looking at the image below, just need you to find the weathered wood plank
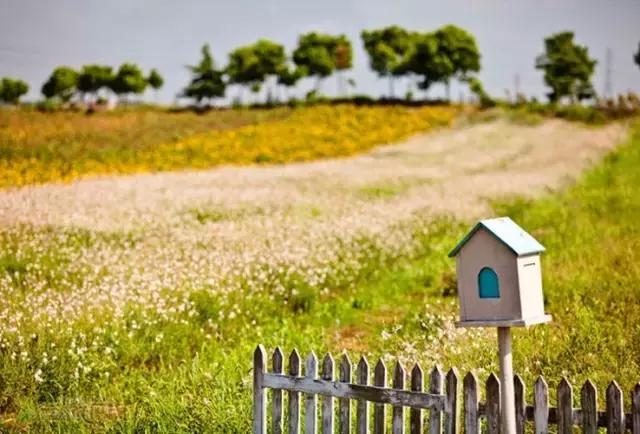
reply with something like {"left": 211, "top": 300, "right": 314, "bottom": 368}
{"left": 514, "top": 375, "right": 526, "bottom": 434}
{"left": 410, "top": 364, "right": 423, "bottom": 434}
{"left": 263, "top": 374, "right": 446, "bottom": 410}
{"left": 289, "top": 349, "right": 301, "bottom": 434}
{"left": 253, "top": 345, "right": 267, "bottom": 434}
{"left": 374, "top": 359, "right": 387, "bottom": 434}
{"left": 606, "top": 381, "right": 624, "bottom": 434}
{"left": 533, "top": 376, "right": 549, "bottom": 434}
{"left": 429, "top": 366, "right": 444, "bottom": 434}
{"left": 272, "top": 347, "right": 284, "bottom": 434}
{"left": 486, "top": 373, "right": 500, "bottom": 434}
{"left": 557, "top": 378, "right": 573, "bottom": 434}
{"left": 357, "top": 357, "right": 370, "bottom": 434}
{"left": 444, "top": 369, "right": 459, "bottom": 434}
{"left": 340, "top": 354, "right": 352, "bottom": 434}
{"left": 322, "top": 354, "right": 335, "bottom": 434}
{"left": 632, "top": 383, "right": 640, "bottom": 434}
{"left": 392, "top": 361, "right": 406, "bottom": 434}
{"left": 306, "top": 352, "right": 319, "bottom": 434}
{"left": 581, "top": 380, "right": 598, "bottom": 434}
{"left": 463, "top": 372, "right": 479, "bottom": 434}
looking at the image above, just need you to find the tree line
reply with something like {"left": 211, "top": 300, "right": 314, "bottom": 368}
{"left": 1, "top": 26, "right": 639, "bottom": 107}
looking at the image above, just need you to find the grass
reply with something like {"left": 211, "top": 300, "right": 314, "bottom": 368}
{"left": 0, "top": 104, "right": 456, "bottom": 189}
{"left": 0, "top": 116, "right": 639, "bottom": 432}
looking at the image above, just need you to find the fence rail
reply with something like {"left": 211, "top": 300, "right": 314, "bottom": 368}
{"left": 253, "top": 345, "right": 640, "bottom": 434}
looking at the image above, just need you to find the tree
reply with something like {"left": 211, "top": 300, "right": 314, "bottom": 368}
{"left": 182, "top": 44, "right": 226, "bottom": 106}
{"left": 0, "top": 78, "right": 29, "bottom": 104}
{"left": 634, "top": 42, "right": 640, "bottom": 71}
{"left": 535, "top": 32, "right": 597, "bottom": 103}
{"left": 293, "top": 32, "right": 352, "bottom": 92}
{"left": 276, "top": 64, "right": 303, "bottom": 100}
{"left": 41, "top": 66, "right": 78, "bottom": 101}
{"left": 227, "top": 39, "right": 286, "bottom": 102}
{"left": 333, "top": 35, "right": 353, "bottom": 96}
{"left": 111, "top": 63, "right": 147, "bottom": 103}
{"left": 397, "top": 32, "right": 453, "bottom": 93}
{"left": 147, "top": 68, "right": 164, "bottom": 91}
{"left": 361, "top": 25, "right": 412, "bottom": 97}
{"left": 77, "top": 65, "right": 114, "bottom": 102}
{"left": 433, "top": 25, "right": 481, "bottom": 99}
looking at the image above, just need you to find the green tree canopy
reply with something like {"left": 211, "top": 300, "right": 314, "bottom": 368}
{"left": 183, "top": 44, "right": 226, "bottom": 105}
{"left": 361, "top": 25, "right": 412, "bottom": 96}
{"left": 41, "top": 66, "right": 78, "bottom": 101}
{"left": 433, "top": 25, "right": 481, "bottom": 80}
{"left": 77, "top": 65, "right": 114, "bottom": 99}
{"left": 398, "top": 32, "right": 453, "bottom": 91}
{"left": 147, "top": 68, "right": 164, "bottom": 90}
{"left": 0, "top": 77, "right": 29, "bottom": 104}
{"left": 111, "top": 63, "right": 148, "bottom": 99}
{"left": 293, "top": 32, "right": 353, "bottom": 90}
{"left": 227, "top": 39, "right": 286, "bottom": 94}
{"left": 535, "top": 31, "right": 597, "bottom": 102}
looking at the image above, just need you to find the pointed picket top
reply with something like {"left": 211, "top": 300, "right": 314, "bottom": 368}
{"left": 255, "top": 344, "right": 267, "bottom": 370}
{"left": 340, "top": 353, "right": 352, "bottom": 382}
{"left": 464, "top": 371, "right": 478, "bottom": 389}
{"left": 607, "top": 380, "right": 623, "bottom": 396}
{"left": 535, "top": 375, "right": 548, "bottom": 391}
{"left": 581, "top": 379, "right": 598, "bottom": 434}
{"left": 558, "top": 377, "right": 573, "bottom": 393}
{"left": 431, "top": 365, "right": 444, "bottom": 382}
{"left": 374, "top": 358, "right": 387, "bottom": 388}
{"left": 557, "top": 377, "right": 573, "bottom": 434}
{"left": 411, "top": 363, "right": 423, "bottom": 389}
{"left": 306, "top": 351, "right": 318, "bottom": 377}
{"left": 487, "top": 372, "right": 501, "bottom": 390}
{"left": 289, "top": 348, "right": 301, "bottom": 375}
{"left": 357, "top": 356, "right": 370, "bottom": 383}
{"left": 514, "top": 375, "right": 525, "bottom": 393}
{"left": 606, "top": 380, "right": 624, "bottom": 434}
{"left": 273, "top": 347, "right": 284, "bottom": 373}
{"left": 322, "top": 353, "right": 335, "bottom": 380}
{"left": 394, "top": 361, "right": 406, "bottom": 388}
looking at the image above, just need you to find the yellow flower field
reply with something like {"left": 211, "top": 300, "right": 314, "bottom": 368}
{"left": 0, "top": 105, "right": 457, "bottom": 188}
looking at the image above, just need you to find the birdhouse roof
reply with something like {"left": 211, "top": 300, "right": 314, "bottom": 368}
{"left": 448, "top": 217, "right": 545, "bottom": 257}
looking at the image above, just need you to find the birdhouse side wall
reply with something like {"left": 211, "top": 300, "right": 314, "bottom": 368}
{"left": 456, "top": 228, "right": 522, "bottom": 322}
{"left": 516, "top": 255, "right": 545, "bottom": 319}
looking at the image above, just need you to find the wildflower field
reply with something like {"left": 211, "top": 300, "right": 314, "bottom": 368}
{"left": 0, "top": 105, "right": 456, "bottom": 188}
{"left": 0, "top": 105, "right": 638, "bottom": 433}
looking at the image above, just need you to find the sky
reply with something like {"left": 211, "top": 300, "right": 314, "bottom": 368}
{"left": 1, "top": 0, "right": 639, "bottom": 104}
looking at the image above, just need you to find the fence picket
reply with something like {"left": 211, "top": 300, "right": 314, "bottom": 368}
{"left": 323, "top": 354, "right": 335, "bottom": 434}
{"left": 557, "top": 378, "right": 573, "bottom": 434}
{"left": 253, "top": 345, "right": 267, "bottom": 434}
{"left": 357, "top": 357, "right": 370, "bottom": 434}
{"left": 306, "top": 352, "right": 319, "bottom": 434}
{"left": 463, "top": 372, "right": 479, "bottom": 434}
{"left": 486, "top": 374, "right": 500, "bottom": 434}
{"left": 581, "top": 380, "right": 598, "bottom": 434}
{"left": 272, "top": 347, "right": 284, "bottom": 434}
{"left": 445, "top": 369, "right": 459, "bottom": 434}
{"left": 288, "top": 349, "right": 301, "bottom": 434}
{"left": 429, "top": 366, "right": 444, "bottom": 434}
{"left": 534, "top": 376, "right": 549, "bottom": 434}
{"left": 514, "top": 375, "right": 526, "bottom": 434}
{"left": 410, "top": 364, "right": 424, "bottom": 434}
{"left": 632, "top": 383, "right": 640, "bottom": 434}
{"left": 374, "top": 359, "right": 387, "bottom": 434}
{"left": 607, "top": 381, "right": 624, "bottom": 434}
{"left": 393, "top": 361, "right": 406, "bottom": 434}
{"left": 340, "top": 354, "right": 352, "bottom": 434}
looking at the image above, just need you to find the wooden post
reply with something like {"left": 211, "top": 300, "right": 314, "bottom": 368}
{"left": 498, "top": 327, "right": 516, "bottom": 434}
{"left": 253, "top": 345, "right": 267, "bottom": 434}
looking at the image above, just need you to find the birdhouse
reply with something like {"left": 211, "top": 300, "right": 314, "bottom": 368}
{"left": 448, "top": 217, "right": 551, "bottom": 327}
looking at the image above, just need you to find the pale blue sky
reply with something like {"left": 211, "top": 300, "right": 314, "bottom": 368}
{"left": 1, "top": 0, "right": 639, "bottom": 103}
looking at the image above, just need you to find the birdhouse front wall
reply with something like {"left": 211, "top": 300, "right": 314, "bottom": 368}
{"left": 456, "top": 228, "right": 522, "bottom": 322}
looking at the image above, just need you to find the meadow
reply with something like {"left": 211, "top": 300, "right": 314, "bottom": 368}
{"left": 0, "top": 105, "right": 638, "bottom": 433}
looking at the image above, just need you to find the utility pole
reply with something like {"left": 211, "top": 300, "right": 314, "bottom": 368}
{"left": 603, "top": 47, "right": 613, "bottom": 99}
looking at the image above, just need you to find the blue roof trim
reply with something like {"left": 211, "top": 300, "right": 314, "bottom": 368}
{"left": 448, "top": 217, "right": 545, "bottom": 257}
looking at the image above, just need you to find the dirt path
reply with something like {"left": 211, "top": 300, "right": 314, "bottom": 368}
{"left": 0, "top": 118, "right": 627, "bottom": 230}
